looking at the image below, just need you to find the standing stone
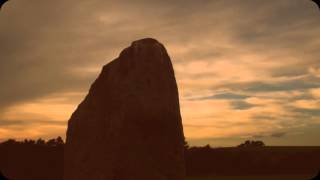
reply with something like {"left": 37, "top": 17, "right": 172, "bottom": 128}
{"left": 64, "top": 38, "right": 185, "bottom": 180}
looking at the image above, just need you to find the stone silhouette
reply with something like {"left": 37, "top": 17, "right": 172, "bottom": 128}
{"left": 64, "top": 38, "right": 185, "bottom": 180}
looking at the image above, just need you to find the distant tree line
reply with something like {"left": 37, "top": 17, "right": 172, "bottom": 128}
{"left": 0, "top": 137, "right": 64, "bottom": 180}
{"left": 2, "top": 137, "right": 64, "bottom": 147}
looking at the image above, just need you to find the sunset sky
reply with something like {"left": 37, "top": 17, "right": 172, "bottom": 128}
{"left": 0, "top": 0, "right": 320, "bottom": 146}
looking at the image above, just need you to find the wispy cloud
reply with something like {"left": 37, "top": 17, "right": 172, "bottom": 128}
{"left": 271, "top": 132, "right": 287, "bottom": 138}
{"left": 230, "top": 100, "right": 256, "bottom": 110}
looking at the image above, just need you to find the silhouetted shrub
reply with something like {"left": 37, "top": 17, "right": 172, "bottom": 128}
{"left": 1, "top": 139, "right": 18, "bottom": 146}
{"left": 36, "top": 138, "right": 45, "bottom": 146}
{"left": 46, "top": 136, "right": 64, "bottom": 147}
{"left": 237, "top": 140, "right": 265, "bottom": 148}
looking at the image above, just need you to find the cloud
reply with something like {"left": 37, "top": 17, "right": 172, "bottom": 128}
{"left": 1, "top": 0, "right": 320, "bottom": 145}
{"left": 186, "top": 92, "right": 249, "bottom": 101}
{"left": 310, "top": 88, "right": 320, "bottom": 98}
{"left": 0, "top": 119, "right": 66, "bottom": 128}
{"left": 291, "top": 107, "right": 320, "bottom": 117}
{"left": 293, "top": 99, "right": 319, "bottom": 109}
{"left": 230, "top": 100, "right": 256, "bottom": 110}
{"left": 252, "top": 134, "right": 265, "bottom": 139}
{"left": 251, "top": 132, "right": 287, "bottom": 139}
{"left": 221, "top": 76, "right": 320, "bottom": 93}
{"left": 211, "top": 93, "right": 250, "bottom": 100}
{"left": 271, "top": 132, "right": 286, "bottom": 138}
{"left": 252, "top": 115, "right": 277, "bottom": 121}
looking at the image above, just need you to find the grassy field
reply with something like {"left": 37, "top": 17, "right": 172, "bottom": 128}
{"left": 186, "top": 174, "right": 313, "bottom": 180}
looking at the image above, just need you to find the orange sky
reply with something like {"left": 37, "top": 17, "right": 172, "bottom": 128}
{"left": 0, "top": 0, "right": 320, "bottom": 146}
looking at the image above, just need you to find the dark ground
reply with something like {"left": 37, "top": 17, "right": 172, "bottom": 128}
{"left": 0, "top": 139, "right": 319, "bottom": 180}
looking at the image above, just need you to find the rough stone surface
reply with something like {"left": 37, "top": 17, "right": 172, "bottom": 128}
{"left": 64, "top": 38, "right": 185, "bottom": 180}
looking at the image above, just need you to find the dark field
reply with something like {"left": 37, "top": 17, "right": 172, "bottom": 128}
{"left": 186, "top": 174, "right": 313, "bottom": 180}
{"left": 186, "top": 146, "right": 320, "bottom": 177}
{"left": 0, "top": 139, "right": 319, "bottom": 180}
